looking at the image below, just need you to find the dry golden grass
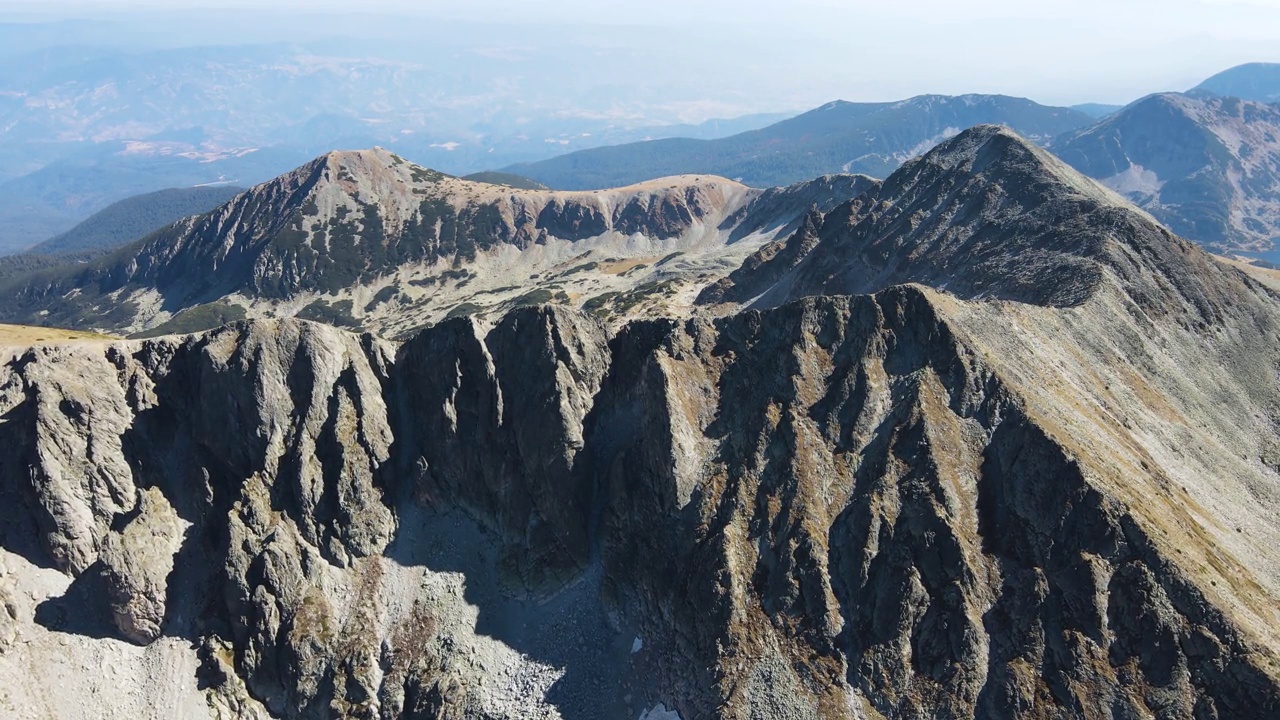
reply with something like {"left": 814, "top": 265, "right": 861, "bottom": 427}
{"left": 597, "top": 257, "right": 656, "bottom": 275}
{"left": 1214, "top": 254, "right": 1280, "bottom": 292}
{"left": 0, "top": 323, "right": 116, "bottom": 347}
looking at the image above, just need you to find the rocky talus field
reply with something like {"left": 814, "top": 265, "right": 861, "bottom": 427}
{"left": 0, "top": 127, "right": 1278, "bottom": 719}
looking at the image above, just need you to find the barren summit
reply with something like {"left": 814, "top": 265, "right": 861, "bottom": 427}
{"left": 0, "top": 148, "right": 873, "bottom": 337}
{"left": 1, "top": 124, "right": 1279, "bottom": 720}
{"left": 703, "top": 125, "right": 1234, "bottom": 313}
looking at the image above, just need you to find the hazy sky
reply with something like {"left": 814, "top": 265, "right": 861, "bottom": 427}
{"left": 3, "top": 0, "right": 1279, "bottom": 109}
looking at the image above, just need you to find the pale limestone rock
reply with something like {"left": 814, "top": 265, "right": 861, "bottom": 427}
{"left": 0, "top": 559, "right": 18, "bottom": 653}
{"left": 101, "top": 487, "right": 189, "bottom": 644}
{"left": 5, "top": 345, "right": 137, "bottom": 575}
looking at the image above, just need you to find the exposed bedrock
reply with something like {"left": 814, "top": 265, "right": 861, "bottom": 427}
{"left": 6, "top": 288, "right": 1276, "bottom": 718}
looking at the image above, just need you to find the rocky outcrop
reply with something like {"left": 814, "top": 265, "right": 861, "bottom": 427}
{"left": 0, "top": 559, "right": 18, "bottom": 654}
{"left": 100, "top": 487, "right": 188, "bottom": 644}
{"left": 0, "top": 320, "right": 405, "bottom": 717}
{"left": 0, "top": 342, "right": 138, "bottom": 575}
{"left": 575, "top": 286, "right": 1280, "bottom": 719}
{"left": 8, "top": 282, "right": 1279, "bottom": 718}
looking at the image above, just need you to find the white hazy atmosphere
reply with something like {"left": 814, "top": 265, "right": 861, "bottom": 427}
{"left": 2, "top": 0, "right": 1279, "bottom": 111}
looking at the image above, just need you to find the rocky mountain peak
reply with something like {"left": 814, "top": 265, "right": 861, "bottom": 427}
{"left": 703, "top": 124, "right": 1254, "bottom": 322}
{"left": 319, "top": 146, "right": 399, "bottom": 170}
{"left": 259, "top": 147, "right": 450, "bottom": 236}
{"left": 0, "top": 150, "right": 875, "bottom": 336}
{"left": 889, "top": 123, "right": 1118, "bottom": 204}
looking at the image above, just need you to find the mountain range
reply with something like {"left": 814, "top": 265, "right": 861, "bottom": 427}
{"left": 7, "top": 93, "right": 1280, "bottom": 338}
{"left": 496, "top": 68, "right": 1280, "bottom": 254}
{"left": 0, "top": 34, "right": 791, "bottom": 254}
{"left": 2, "top": 125, "right": 1279, "bottom": 719}
{"left": 0, "top": 149, "right": 874, "bottom": 338}
{"left": 4, "top": 7, "right": 1280, "bottom": 716}
{"left": 1054, "top": 91, "right": 1280, "bottom": 252}
{"left": 502, "top": 94, "right": 1096, "bottom": 189}
{"left": 6, "top": 59, "right": 1280, "bottom": 257}
{"left": 1195, "top": 62, "right": 1280, "bottom": 103}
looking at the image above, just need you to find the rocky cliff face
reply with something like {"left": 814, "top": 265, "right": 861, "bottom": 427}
{"left": 4, "top": 298, "right": 1278, "bottom": 719}
{"left": 2, "top": 127, "right": 1279, "bottom": 720}
{"left": 391, "top": 306, "right": 611, "bottom": 589}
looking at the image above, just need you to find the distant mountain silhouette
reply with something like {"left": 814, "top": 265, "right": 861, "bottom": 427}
{"left": 1194, "top": 62, "right": 1280, "bottom": 103}
{"left": 30, "top": 185, "right": 244, "bottom": 255}
{"left": 501, "top": 94, "right": 1093, "bottom": 189}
